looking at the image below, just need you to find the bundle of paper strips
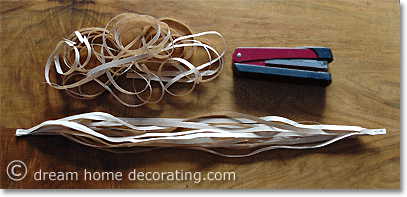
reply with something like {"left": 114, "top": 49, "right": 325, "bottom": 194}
{"left": 16, "top": 112, "right": 386, "bottom": 157}
{"left": 45, "top": 13, "right": 226, "bottom": 107}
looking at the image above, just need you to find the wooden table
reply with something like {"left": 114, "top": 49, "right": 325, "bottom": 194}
{"left": 0, "top": 0, "right": 399, "bottom": 189}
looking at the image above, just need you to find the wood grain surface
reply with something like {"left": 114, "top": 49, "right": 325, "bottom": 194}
{"left": 0, "top": 0, "right": 400, "bottom": 189}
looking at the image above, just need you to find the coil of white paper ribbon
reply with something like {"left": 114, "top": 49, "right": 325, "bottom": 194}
{"left": 45, "top": 13, "right": 226, "bottom": 107}
{"left": 16, "top": 112, "right": 386, "bottom": 157}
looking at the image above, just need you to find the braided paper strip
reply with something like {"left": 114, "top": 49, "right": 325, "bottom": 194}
{"left": 16, "top": 112, "right": 386, "bottom": 157}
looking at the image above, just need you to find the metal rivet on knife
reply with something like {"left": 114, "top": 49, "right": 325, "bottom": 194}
{"left": 237, "top": 53, "right": 242, "bottom": 58}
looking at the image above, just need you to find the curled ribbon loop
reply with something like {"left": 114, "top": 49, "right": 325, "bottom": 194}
{"left": 45, "top": 13, "right": 226, "bottom": 107}
{"left": 16, "top": 112, "right": 386, "bottom": 157}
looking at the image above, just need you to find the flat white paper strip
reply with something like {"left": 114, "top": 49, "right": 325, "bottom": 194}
{"left": 16, "top": 112, "right": 386, "bottom": 157}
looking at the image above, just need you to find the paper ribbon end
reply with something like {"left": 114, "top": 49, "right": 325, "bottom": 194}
{"left": 360, "top": 128, "right": 386, "bottom": 135}
{"left": 15, "top": 129, "right": 28, "bottom": 136}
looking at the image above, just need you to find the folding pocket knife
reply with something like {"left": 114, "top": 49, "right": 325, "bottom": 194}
{"left": 232, "top": 47, "right": 333, "bottom": 86}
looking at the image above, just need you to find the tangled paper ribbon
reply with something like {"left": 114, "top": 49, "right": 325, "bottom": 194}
{"left": 16, "top": 112, "right": 386, "bottom": 157}
{"left": 45, "top": 13, "right": 226, "bottom": 107}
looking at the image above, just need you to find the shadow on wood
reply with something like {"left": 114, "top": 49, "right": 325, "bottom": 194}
{"left": 232, "top": 74, "right": 327, "bottom": 121}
